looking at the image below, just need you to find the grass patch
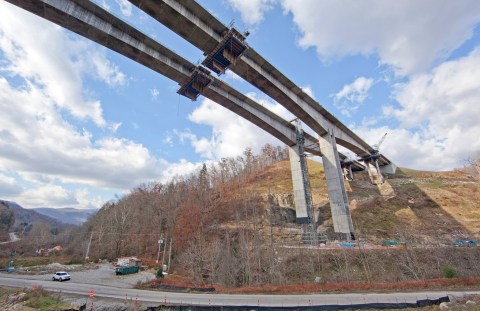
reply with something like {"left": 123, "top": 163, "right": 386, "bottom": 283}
{"left": 0, "top": 256, "right": 81, "bottom": 269}
{"left": 424, "top": 179, "right": 445, "bottom": 189}
{"left": 24, "top": 286, "right": 71, "bottom": 311}
{"left": 442, "top": 265, "right": 459, "bottom": 278}
{"left": 0, "top": 286, "right": 18, "bottom": 300}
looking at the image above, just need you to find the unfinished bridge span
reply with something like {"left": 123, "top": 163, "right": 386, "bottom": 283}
{"left": 5, "top": 0, "right": 393, "bottom": 241}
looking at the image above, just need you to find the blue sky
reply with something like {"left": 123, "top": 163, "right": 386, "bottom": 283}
{"left": 1, "top": 0, "right": 480, "bottom": 209}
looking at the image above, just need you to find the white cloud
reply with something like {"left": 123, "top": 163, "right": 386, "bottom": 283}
{"left": 226, "top": 0, "right": 276, "bottom": 25}
{"left": 162, "top": 134, "right": 174, "bottom": 147}
{"left": 98, "top": 0, "right": 110, "bottom": 11}
{"left": 151, "top": 88, "right": 160, "bottom": 100}
{"left": 88, "top": 50, "right": 127, "bottom": 87}
{"left": 333, "top": 77, "right": 373, "bottom": 117}
{"left": 0, "top": 173, "right": 23, "bottom": 196}
{"left": 109, "top": 122, "right": 122, "bottom": 133}
{"left": 0, "top": 3, "right": 117, "bottom": 127}
{"left": 19, "top": 184, "right": 78, "bottom": 207}
{"left": 4, "top": 183, "right": 107, "bottom": 209}
{"left": 355, "top": 47, "right": 480, "bottom": 171}
{"left": 354, "top": 126, "right": 460, "bottom": 171}
{"left": 0, "top": 77, "right": 165, "bottom": 189}
{"left": 115, "top": 0, "right": 132, "bottom": 17}
{"left": 301, "top": 85, "right": 316, "bottom": 100}
{"left": 0, "top": 3, "right": 168, "bottom": 193}
{"left": 281, "top": 0, "right": 480, "bottom": 75}
{"left": 74, "top": 188, "right": 105, "bottom": 210}
{"left": 245, "top": 92, "right": 295, "bottom": 120}
{"left": 224, "top": 71, "right": 243, "bottom": 82}
{"left": 183, "top": 97, "right": 284, "bottom": 159}
{"left": 160, "top": 159, "right": 203, "bottom": 183}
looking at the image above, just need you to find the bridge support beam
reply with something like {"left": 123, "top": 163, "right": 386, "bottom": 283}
{"left": 319, "top": 130, "right": 355, "bottom": 241}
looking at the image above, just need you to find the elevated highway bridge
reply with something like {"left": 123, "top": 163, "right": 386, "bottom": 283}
{"left": 5, "top": 0, "right": 392, "bottom": 240}
{"left": 127, "top": 0, "right": 391, "bottom": 163}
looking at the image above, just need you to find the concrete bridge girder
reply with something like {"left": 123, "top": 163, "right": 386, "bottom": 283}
{"left": 241, "top": 57, "right": 371, "bottom": 157}
{"left": 128, "top": 0, "right": 375, "bottom": 158}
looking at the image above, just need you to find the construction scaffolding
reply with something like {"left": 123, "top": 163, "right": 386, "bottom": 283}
{"left": 177, "top": 66, "right": 213, "bottom": 101}
{"left": 202, "top": 28, "right": 248, "bottom": 75}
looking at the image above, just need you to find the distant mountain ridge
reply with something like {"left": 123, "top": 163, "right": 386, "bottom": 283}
{"left": 33, "top": 207, "right": 97, "bottom": 225}
{"left": 0, "top": 200, "right": 97, "bottom": 226}
{"left": 0, "top": 200, "right": 56, "bottom": 228}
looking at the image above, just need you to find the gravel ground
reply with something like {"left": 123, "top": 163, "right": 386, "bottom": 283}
{"left": 14, "top": 263, "right": 156, "bottom": 288}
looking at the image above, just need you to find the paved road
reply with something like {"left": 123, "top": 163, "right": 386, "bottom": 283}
{"left": 8, "top": 232, "right": 19, "bottom": 242}
{"left": 1, "top": 273, "right": 477, "bottom": 307}
{"left": 0, "top": 232, "right": 19, "bottom": 245}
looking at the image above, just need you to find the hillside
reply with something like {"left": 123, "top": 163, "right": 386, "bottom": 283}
{"left": 33, "top": 207, "right": 97, "bottom": 225}
{"left": 0, "top": 203, "right": 14, "bottom": 241}
{"left": 244, "top": 160, "right": 480, "bottom": 243}
{"left": 0, "top": 200, "right": 57, "bottom": 229}
{"left": 63, "top": 151, "right": 480, "bottom": 288}
{"left": 0, "top": 201, "right": 77, "bottom": 257}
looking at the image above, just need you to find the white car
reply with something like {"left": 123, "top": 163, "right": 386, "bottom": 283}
{"left": 52, "top": 271, "right": 70, "bottom": 281}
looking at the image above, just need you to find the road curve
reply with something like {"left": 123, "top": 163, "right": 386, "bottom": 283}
{"left": 0, "top": 274, "right": 475, "bottom": 307}
{"left": 0, "top": 233, "right": 19, "bottom": 245}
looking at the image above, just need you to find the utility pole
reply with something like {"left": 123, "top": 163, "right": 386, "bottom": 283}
{"left": 156, "top": 238, "right": 163, "bottom": 264}
{"left": 167, "top": 238, "right": 173, "bottom": 272}
{"left": 85, "top": 232, "right": 94, "bottom": 260}
{"left": 161, "top": 238, "right": 168, "bottom": 269}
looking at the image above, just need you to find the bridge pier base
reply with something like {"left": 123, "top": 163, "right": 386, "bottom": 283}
{"left": 319, "top": 130, "right": 355, "bottom": 241}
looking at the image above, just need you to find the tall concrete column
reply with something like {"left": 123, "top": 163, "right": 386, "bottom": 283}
{"left": 363, "top": 158, "right": 384, "bottom": 185}
{"left": 374, "top": 159, "right": 384, "bottom": 184}
{"left": 319, "top": 130, "right": 355, "bottom": 241}
{"left": 288, "top": 145, "right": 311, "bottom": 224}
{"left": 364, "top": 160, "right": 375, "bottom": 184}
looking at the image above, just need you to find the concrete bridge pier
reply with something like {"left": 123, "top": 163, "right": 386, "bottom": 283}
{"left": 288, "top": 122, "right": 318, "bottom": 244}
{"left": 342, "top": 163, "right": 354, "bottom": 181}
{"left": 364, "top": 158, "right": 384, "bottom": 185}
{"left": 374, "top": 159, "right": 385, "bottom": 184}
{"left": 319, "top": 130, "right": 355, "bottom": 241}
{"left": 288, "top": 144, "right": 313, "bottom": 225}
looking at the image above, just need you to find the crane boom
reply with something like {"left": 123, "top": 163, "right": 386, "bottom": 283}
{"left": 377, "top": 133, "right": 387, "bottom": 150}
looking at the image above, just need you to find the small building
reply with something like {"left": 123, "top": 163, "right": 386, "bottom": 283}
{"left": 48, "top": 245, "right": 63, "bottom": 253}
